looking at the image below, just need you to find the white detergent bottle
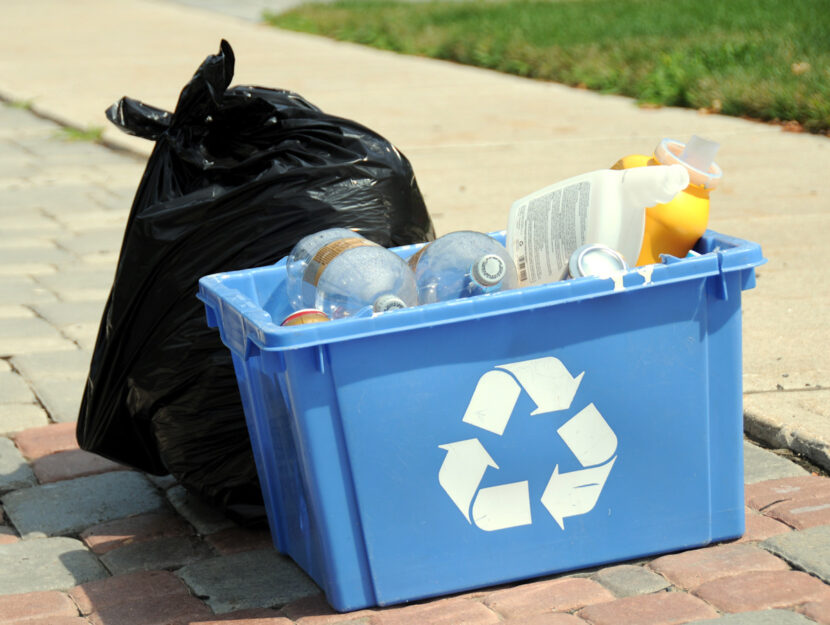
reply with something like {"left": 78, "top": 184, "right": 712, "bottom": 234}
{"left": 506, "top": 165, "right": 689, "bottom": 286}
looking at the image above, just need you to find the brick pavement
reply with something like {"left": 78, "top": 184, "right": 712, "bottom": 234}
{"left": 2, "top": 102, "right": 830, "bottom": 624}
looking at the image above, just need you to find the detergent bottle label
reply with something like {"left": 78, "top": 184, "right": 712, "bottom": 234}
{"left": 507, "top": 181, "right": 591, "bottom": 285}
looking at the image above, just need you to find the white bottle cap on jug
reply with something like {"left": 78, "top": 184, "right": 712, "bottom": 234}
{"left": 654, "top": 136, "right": 723, "bottom": 190}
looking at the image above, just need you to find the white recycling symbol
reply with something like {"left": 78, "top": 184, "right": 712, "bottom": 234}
{"left": 438, "top": 356, "right": 618, "bottom": 532}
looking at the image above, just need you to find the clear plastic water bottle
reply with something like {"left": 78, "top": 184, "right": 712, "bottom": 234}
{"left": 408, "top": 231, "right": 518, "bottom": 304}
{"left": 285, "top": 228, "right": 375, "bottom": 310}
{"left": 315, "top": 245, "right": 418, "bottom": 318}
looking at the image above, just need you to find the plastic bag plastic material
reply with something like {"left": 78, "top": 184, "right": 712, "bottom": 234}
{"left": 77, "top": 40, "right": 435, "bottom": 524}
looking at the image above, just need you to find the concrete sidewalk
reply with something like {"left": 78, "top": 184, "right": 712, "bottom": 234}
{"left": 1, "top": 0, "right": 829, "bottom": 623}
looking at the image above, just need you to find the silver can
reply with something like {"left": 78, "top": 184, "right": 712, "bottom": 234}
{"left": 567, "top": 244, "right": 629, "bottom": 280}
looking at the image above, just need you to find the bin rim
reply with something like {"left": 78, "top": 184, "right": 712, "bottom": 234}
{"left": 198, "top": 229, "right": 766, "bottom": 357}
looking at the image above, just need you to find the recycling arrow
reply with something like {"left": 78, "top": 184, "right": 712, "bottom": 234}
{"left": 497, "top": 357, "right": 584, "bottom": 416}
{"left": 438, "top": 438, "right": 498, "bottom": 523}
{"left": 472, "top": 481, "right": 532, "bottom": 531}
{"left": 557, "top": 403, "right": 618, "bottom": 468}
{"left": 462, "top": 370, "right": 521, "bottom": 436}
{"left": 438, "top": 355, "right": 619, "bottom": 532}
{"left": 462, "top": 357, "right": 584, "bottom": 435}
{"left": 541, "top": 457, "right": 616, "bottom": 530}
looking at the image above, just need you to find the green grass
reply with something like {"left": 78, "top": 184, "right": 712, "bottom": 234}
{"left": 265, "top": 0, "right": 830, "bottom": 134}
{"left": 7, "top": 98, "right": 35, "bottom": 111}
{"left": 54, "top": 125, "right": 104, "bottom": 143}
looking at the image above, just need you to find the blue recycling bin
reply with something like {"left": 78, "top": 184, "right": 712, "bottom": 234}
{"left": 198, "top": 230, "right": 765, "bottom": 612}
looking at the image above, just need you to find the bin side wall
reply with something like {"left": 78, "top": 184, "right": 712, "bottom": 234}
{"left": 306, "top": 279, "right": 743, "bottom": 606}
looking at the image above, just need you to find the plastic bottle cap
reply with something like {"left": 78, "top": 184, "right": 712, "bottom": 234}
{"left": 568, "top": 244, "right": 629, "bottom": 279}
{"left": 373, "top": 294, "right": 407, "bottom": 313}
{"left": 681, "top": 135, "right": 720, "bottom": 172}
{"left": 472, "top": 254, "right": 506, "bottom": 287}
{"left": 654, "top": 137, "right": 723, "bottom": 190}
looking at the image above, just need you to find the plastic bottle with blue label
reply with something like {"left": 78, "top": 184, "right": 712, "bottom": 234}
{"left": 506, "top": 165, "right": 689, "bottom": 286}
{"left": 407, "top": 231, "right": 518, "bottom": 304}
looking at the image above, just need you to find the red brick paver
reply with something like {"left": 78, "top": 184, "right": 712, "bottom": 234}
{"left": 502, "top": 614, "right": 588, "bottom": 625}
{"left": 0, "top": 530, "right": 18, "bottom": 545}
{"left": 188, "top": 608, "right": 290, "bottom": 623}
{"left": 86, "top": 593, "right": 213, "bottom": 625}
{"left": 735, "top": 508, "right": 792, "bottom": 542}
{"left": 190, "top": 619, "right": 294, "bottom": 625}
{"left": 372, "top": 597, "right": 500, "bottom": 625}
{"left": 12, "top": 422, "right": 79, "bottom": 460}
{"left": 0, "top": 590, "right": 78, "bottom": 623}
{"left": 79, "top": 511, "right": 193, "bottom": 554}
{"left": 694, "top": 569, "right": 830, "bottom": 613}
{"left": 9, "top": 617, "right": 90, "bottom": 625}
{"left": 798, "top": 598, "right": 830, "bottom": 625}
{"left": 68, "top": 570, "right": 193, "bottom": 614}
{"left": 204, "top": 525, "right": 274, "bottom": 555}
{"left": 68, "top": 571, "right": 211, "bottom": 625}
{"left": 297, "top": 613, "right": 375, "bottom": 625}
{"left": 764, "top": 493, "right": 830, "bottom": 529}
{"left": 280, "top": 593, "right": 377, "bottom": 624}
{"left": 648, "top": 542, "right": 789, "bottom": 589}
{"left": 32, "top": 448, "right": 128, "bottom": 483}
{"left": 482, "top": 577, "right": 613, "bottom": 619}
{"left": 745, "top": 475, "right": 830, "bottom": 511}
{"left": 577, "top": 591, "right": 718, "bottom": 625}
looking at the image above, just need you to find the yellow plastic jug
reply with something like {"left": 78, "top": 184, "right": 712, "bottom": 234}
{"left": 612, "top": 136, "right": 722, "bottom": 265}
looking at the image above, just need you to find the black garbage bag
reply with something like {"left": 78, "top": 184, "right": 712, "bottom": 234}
{"left": 77, "top": 40, "right": 434, "bottom": 524}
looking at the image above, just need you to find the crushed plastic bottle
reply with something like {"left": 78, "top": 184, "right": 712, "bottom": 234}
{"left": 285, "top": 228, "right": 375, "bottom": 310}
{"left": 315, "top": 245, "right": 418, "bottom": 318}
{"left": 612, "top": 135, "right": 722, "bottom": 264}
{"left": 408, "top": 231, "right": 518, "bottom": 304}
